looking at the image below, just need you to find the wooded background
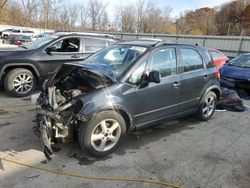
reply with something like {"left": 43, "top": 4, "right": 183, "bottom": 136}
{"left": 0, "top": 0, "right": 249, "bottom": 36}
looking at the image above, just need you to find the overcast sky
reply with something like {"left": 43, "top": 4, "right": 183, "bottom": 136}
{"left": 100, "top": 0, "right": 231, "bottom": 18}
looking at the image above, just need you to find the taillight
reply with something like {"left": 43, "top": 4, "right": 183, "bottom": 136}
{"left": 15, "top": 40, "right": 21, "bottom": 45}
{"left": 215, "top": 69, "right": 220, "bottom": 80}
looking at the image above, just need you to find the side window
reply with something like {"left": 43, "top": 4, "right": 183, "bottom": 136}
{"left": 84, "top": 38, "right": 106, "bottom": 52}
{"left": 51, "top": 38, "right": 80, "bottom": 52}
{"left": 204, "top": 51, "right": 214, "bottom": 68}
{"left": 128, "top": 61, "right": 146, "bottom": 85}
{"left": 210, "top": 51, "right": 224, "bottom": 58}
{"left": 180, "top": 48, "right": 203, "bottom": 72}
{"left": 149, "top": 48, "right": 177, "bottom": 78}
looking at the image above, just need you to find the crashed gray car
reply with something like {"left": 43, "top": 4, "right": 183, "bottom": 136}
{"left": 33, "top": 40, "right": 221, "bottom": 158}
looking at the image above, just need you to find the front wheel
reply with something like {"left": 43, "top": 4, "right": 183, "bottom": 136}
{"left": 78, "top": 111, "right": 126, "bottom": 157}
{"left": 4, "top": 68, "right": 36, "bottom": 97}
{"left": 196, "top": 91, "right": 217, "bottom": 121}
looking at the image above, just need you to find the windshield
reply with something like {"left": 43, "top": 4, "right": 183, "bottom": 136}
{"left": 229, "top": 55, "right": 250, "bottom": 68}
{"left": 23, "top": 35, "right": 59, "bottom": 49}
{"left": 87, "top": 45, "right": 148, "bottom": 78}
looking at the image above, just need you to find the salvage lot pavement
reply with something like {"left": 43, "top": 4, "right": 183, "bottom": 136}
{"left": 0, "top": 90, "right": 249, "bottom": 188}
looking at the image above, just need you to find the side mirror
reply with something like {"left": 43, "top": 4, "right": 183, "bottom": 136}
{"left": 225, "top": 59, "right": 230, "bottom": 64}
{"left": 148, "top": 70, "right": 161, "bottom": 83}
{"left": 139, "top": 70, "right": 161, "bottom": 88}
{"left": 45, "top": 46, "right": 57, "bottom": 55}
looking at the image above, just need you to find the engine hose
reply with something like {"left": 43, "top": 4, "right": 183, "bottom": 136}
{"left": 0, "top": 156, "right": 181, "bottom": 188}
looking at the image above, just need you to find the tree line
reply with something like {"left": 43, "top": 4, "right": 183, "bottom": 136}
{"left": 0, "top": 0, "right": 249, "bottom": 36}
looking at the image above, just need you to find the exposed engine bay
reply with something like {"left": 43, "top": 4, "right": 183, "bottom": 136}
{"left": 33, "top": 64, "right": 113, "bottom": 159}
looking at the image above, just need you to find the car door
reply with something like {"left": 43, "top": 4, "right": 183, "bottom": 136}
{"left": 40, "top": 36, "right": 84, "bottom": 76}
{"left": 178, "top": 47, "right": 208, "bottom": 112}
{"left": 130, "top": 47, "right": 182, "bottom": 126}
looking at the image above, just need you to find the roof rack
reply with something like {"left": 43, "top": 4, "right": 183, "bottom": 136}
{"left": 156, "top": 41, "right": 200, "bottom": 47}
{"left": 54, "top": 31, "right": 119, "bottom": 40}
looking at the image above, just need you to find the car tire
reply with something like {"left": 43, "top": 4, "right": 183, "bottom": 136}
{"left": 196, "top": 91, "right": 217, "bottom": 121}
{"left": 4, "top": 68, "right": 36, "bottom": 97}
{"left": 78, "top": 111, "right": 126, "bottom": 157}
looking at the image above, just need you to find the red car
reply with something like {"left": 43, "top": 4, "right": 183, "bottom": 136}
{"left": 208, "top": 49, "right": 229, "bottom": 69}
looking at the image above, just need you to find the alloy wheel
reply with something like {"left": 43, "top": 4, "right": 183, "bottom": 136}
{"left": 202, "top": 96, "right": 215, "bottom": 118}
{"left": 90, "top": 119, "right": 121, "bottom": 152}
{"left": 13, "top": 73, "right": 33, "bottom": 94}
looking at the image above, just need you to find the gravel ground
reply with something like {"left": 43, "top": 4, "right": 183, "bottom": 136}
{"left": 0, "top": 90, "right": 249, "bottom": 188}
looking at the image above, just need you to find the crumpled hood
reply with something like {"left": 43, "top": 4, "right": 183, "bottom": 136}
{"left": 48, "top": 62, "right": 117, "bottom": 87}
{"left": 220, "top": 64, "right": 250, "bottom": 80}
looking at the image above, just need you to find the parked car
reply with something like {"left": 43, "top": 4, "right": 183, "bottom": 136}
{"left": 0, "top": 32, "right": 119, "bottom": 97}
{"left": 8, "top": 34, "right": 32, "bottom": 45}
{"left": 208, "top": 49, "right": 229, "bottom": 69}
{"left": 2, "top": 29, "right": 35, "bottom": 38}
{"left": 220, "top": 53, "right": 250, "bottom": 95}
{"left": 0, "top": 29, "right": 13, "bottom": 38}
{"left": 32, "top": 40, "right": 221, "bottom": 158}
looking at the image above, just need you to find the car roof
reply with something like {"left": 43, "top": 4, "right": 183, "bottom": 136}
{"left": 54, "top": 32, "right": 119, "bottom": 40}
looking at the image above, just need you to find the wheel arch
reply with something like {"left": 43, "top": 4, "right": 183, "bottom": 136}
{"left": 85, "top": 105, "right": 134, "bottom": 133}
{"left": 199, "top": 85, "right": 221, "bottom": 105}
{"left": 0, "top": 63, "right": 40, "bottom": 83}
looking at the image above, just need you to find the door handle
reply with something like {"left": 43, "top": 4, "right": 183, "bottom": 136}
{"left": 203, "top": 75, "right": 209, "bottom": 80}
{"left": 71, "top": 55, "right": 83, "bottom": 58}
{"left": 172, "top": 82, "right": 181, "bottom": 88}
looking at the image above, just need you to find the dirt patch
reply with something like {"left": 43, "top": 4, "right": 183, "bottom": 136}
{"left": 70, "top": 153, "right": 112, "bottom": 165}
{"left": 22, "top": 98, "right": 31, "bottom": 101}
{"left": 0, "top": 122, "right": 13, "bottom": 128}
{"left": 0, "top": 109, "right": 9, "bottom": 115}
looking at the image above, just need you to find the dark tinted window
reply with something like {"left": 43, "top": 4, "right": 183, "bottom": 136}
{"left": 84, "top": 38, "right": 106, "bottom": 52}
{"left": 23, "top": 31, "right": 34, "bottom": 33}
{"left": 149, "top": 48, "right": 177, "bottom": 77}
{"left": 12, "top": 30, "right": 20, "bottom": 33}
{"left": 180, "top": 48, "right": 203, "bottom": 72}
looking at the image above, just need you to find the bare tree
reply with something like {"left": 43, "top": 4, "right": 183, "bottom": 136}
{"left": 120, "top": 5, "right": 136, "bottom": 32}
{"left": 21, "top": 0, "right": 40, "bottom": 26}
{"left": 88, "top": 0, "right": 108, "bottom": 31}
{"left": 79, "top": 4, "right": 89, "bottom": 30}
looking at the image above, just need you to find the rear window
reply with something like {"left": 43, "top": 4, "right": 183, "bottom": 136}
{"left": 84, "top": 38, "right": 107, "bottom": 52}
{"left": 210, "top": 50, "right": 224, "bottom": 58}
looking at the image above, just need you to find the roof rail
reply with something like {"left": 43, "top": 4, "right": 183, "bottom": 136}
{"left": 55, "top": 31, "right": 119, "bottom": 40}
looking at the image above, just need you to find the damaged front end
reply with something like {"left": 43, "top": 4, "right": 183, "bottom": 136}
{"left": 33, "top": 63, "right": 114, "bottom": 159}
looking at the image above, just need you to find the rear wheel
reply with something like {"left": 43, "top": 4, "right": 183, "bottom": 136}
{"left": 4, "top": 68, "right": 36, "bottom": 97}
{"left": 78, "top": 111, "right": 126, "bottom": 157}
{"left": 196, "top": 91, "right": 217, "bottom": 121}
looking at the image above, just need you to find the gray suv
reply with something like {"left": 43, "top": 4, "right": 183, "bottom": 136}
{"left": 34, "top": 40, "right": 221, "bottom": 158}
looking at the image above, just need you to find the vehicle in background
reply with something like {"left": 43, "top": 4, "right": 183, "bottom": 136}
{"left": 220, "top": 53, "right": 250, "bottom": 96}
{"left": 33, "top": 40, "right": 221, "bottom": 158}
{"left": 1, "top": 29, "right": 35, "bottom": 38}
{"left": 8, "top": 34, "right": 32, "bottom": 45}
{"left": 32, "top": 33, "right": 50, "bottom": 41}
{"left": 0, "top": 32, "right": 119, "bottom": 97}
{"left": 1, "top": 29, "right": 14, "bottom": 38}
{"left": 208, "top": 49, "right": 229, "bottom": 69}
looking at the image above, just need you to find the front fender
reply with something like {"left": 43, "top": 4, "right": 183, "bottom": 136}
{"left": 78, "top": 99, "right": 134, "bottom": 131}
